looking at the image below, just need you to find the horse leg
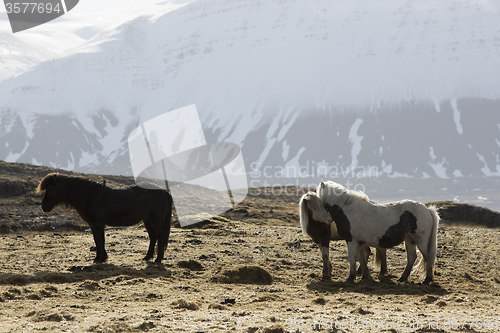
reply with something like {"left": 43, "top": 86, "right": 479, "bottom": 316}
{"left": 318, "top": 243, "right": 331, "bottom": 281}
{"left": 418, "top": 241, "right": 435, "bottom": 285}
{"left": 142, "top": 221, "right": 157, "bottom": 261}
{"left": 150, "top": 215, "right": 167, "bottom": 264}
{"left": 423, "top": 263, "right": 434, "bottom": 285}
{"left": 154, "top": 227, "right": 165, "bottom": 264}
{"left": 90, "top": 223, "right": 107, "bottom": 263}
{"left": 358, "top": 245, "right": 371, "bottom": 280}
{"left": 398, "top": 240, "right": 417, "bottom": 282}
{"left": 155, "top": 211, "right": 172, "bottom": 264}
{"left": 356, "top": 246, "right": 369, "bottom": 275}
{"left": 346, "top": 241, "right": 358, "bottom": 282}
{"left": 376, "top": 248, "right": 388, "bottom": 275}
{"left": 422, "top": 252, "right": 435, "bottom": 285}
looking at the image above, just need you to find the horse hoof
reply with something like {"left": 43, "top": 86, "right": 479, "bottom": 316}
{"left": 143, "top": 256, "right": 152, "bottom": 261}
{"left": 322, "top": 276, "right": 331, "bottom": 281}
{"left": 94, "top": 256, "right": 107, "bottom": 264}
{"left": 423, "top": 278, "right": 432, "bottom": 285}
{"left": 397, "top": 277, "right": 408, "bottom": 283}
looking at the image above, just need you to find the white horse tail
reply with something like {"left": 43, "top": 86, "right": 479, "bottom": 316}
{"left": 414, "top": 205, "right": 440, "bottom": 279}
{"left": 426, "top": 205, "right": 440, "bottom": 273}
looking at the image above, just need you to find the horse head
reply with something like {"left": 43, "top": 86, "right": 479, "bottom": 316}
{"left": 303, "top": 192, "right": 333, "bottom": 224}
{"left": 318, "top": 180, "right": 369, "bottom": 206}
{"left": 37, "top": 173, "right": 61, "bottom": 212}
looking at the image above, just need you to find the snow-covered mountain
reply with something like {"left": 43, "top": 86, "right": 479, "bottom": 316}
{"left": 1, "top": 0, "right": 500, "bottom": 197}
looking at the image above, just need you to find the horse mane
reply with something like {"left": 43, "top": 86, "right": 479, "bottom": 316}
{"left": 37, "top": 173, "right": 57, "bottom": 193}
{"left": 37, "top": 173, "right": 107, "bottom": 211}
{"left": 318, "top": 181, "right": 369, "bottom": 207}
{"left": 299, "top": 193, "right": 310, "bottom": 236}
{"left": 299, "top": 192, "right": 326, "bottom": 235}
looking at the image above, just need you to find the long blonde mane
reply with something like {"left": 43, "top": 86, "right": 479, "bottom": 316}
{"left": 299, "top": 193, "right": 310, "bottom": 236}
{"left": 299, "top": 192, "right": 330, "bottom": 235}
{"left": 318, "top": 181, "right": 369, "bottom": 207}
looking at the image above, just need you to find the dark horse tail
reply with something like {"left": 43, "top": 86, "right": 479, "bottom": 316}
{"left": 163, "top": 191, "right": 174, "bottom": 251}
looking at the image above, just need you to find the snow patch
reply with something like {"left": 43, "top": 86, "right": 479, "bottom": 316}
{"left": 421, "top": 172, "right": 431, "bottom": 179}
{"left": 428, "top": 146, "right": 448, "bottom": 179}
{"left": 381, "top": 160, "right": 392, "bottom": 174}
{"left": 276, "top": 108, "right": 299, "bottom": 142}
{"left": 429, "top": 160, "right": 448, "bottom": 179}
{"left": 253, "top": 137, "right": 277, "bottom": 173}
{"left": 429, "top": 146, "right": 437, "bottom": 160}
{"left": 79, "top": 151, "right": 98, "bottom": 168}
{"left": 476, "top": 153, "right": 500, "bottom": 176}
{"left": 315, "top": 160, "right": 330, "bottom": 177}
{"left": 283, "top": 147, "right": 306, "bottom": 177}
{"left": 348, "top": 118, "right": 364, "bottom": 169}
{"left": 67, "top": 152, "right": 75, "bottom": 170}
{"left": 450, "top": 99, "right": 463, "bottom": 135}
{"left": 388, "top": 172, "right": 412, "bottom": 178}
{"left": 281, "top": 140, "right": 290, "bottom": 161}
{"left": 433, "top": 97, "right": 441, "bottom": 113}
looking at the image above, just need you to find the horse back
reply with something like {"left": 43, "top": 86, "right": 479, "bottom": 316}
{"left": 344, "top": 200, "right": 433, "bottom": 247}
{"left": 96, "top": 185, "right": 170, "bottom": 227}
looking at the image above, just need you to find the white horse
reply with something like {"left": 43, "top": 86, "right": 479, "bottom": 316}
{"left": 314, "top": 181, "right": 439, "bottom": 284}
{"left": 299, "top": 191, "right": 387, "bottom": 280}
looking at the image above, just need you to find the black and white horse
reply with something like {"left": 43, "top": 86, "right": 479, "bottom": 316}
{"left": 299, "top": 191, "right": 387, "bottom": 281}
{"left": 312, "top": 181, "right": 439, "bottom": 284}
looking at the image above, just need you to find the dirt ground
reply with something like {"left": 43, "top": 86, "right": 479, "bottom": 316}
{"left": 1, "top": 162, "right": 500, "bottom": 332}
{"left": 1, "top": 211, "right": 500, "bottom": 332}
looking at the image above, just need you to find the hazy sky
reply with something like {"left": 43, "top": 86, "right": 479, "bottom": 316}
{"left": 0, "top": 0, "right": 164, "bottom": 13}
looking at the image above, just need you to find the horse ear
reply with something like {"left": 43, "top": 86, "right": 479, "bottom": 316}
{"left": 320, "top": 181, "right": 325, "bottom": 187}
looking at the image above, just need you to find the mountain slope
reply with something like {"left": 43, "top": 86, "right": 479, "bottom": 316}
{"left": 0, "top": 0, "right": 499, "bottom": 186}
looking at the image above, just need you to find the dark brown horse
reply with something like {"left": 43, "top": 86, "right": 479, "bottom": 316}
{"left": 37, "top": 173, "right": 173, "bottom": 264}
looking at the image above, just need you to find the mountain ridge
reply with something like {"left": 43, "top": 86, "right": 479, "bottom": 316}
{"left": 1, "top": 0, "right": 499, "bottom": 194}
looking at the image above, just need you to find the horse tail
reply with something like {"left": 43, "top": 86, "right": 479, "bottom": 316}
{"left": 163, "top": 192, "right": 173, "bottom": 251}
{"left": 414, "top": 205, "right": 440, "bottom": 278}
{"left": 299, "top": 195, "right": 309, "bottom": 236}
{"left": 426, "top": 205, "right": 440, "bottom": 273}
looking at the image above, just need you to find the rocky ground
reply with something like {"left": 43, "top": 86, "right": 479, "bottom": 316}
{"left": 1, "top": 160, "right": 500, "bottom": 332}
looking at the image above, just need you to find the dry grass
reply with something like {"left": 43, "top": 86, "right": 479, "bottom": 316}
{"left": 1, "top": 161, "right": 500, "bottom": 332}
{"left": 0, "top": 221, "right": 499, "bottom": 332}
